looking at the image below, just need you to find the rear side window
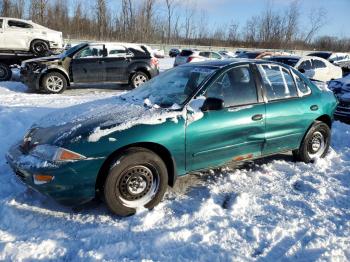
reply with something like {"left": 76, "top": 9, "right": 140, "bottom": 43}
{"left": 312, "top": 59, "right": 326, "bottom": 69}
{"left": 205, "top": 66, "right": 258, "bottom": 107}
{"left": 258, "top": 64, "right": 298, "bottom": 101}
{"left": 0, "top": 19, "right": 3, "bottom": 29}
{"left": 210, "top": 52, "right": 221, "bottom": 59}
{"left": 8, "top": 20, "right": 33, "bottom": 29}
{"left": 299, "top": 60, "right": 312, "bottom": 70}
{"left": 107, "top": 45, "right": 127, "bottom": 57}
{"left": 199, "top": 52, "right": 210, "bottom": 58}
{"left": 180, "top": 50, "right": 194, "bottom": 56}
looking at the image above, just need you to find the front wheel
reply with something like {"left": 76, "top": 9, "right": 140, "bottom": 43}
{"left": 0, "top": 63, "right": 12, "bottom": 81}
{"left": 104, "top": 148, "right": 168, "bottom": 216}
{"left": 41, "top": 72, "right": 67, "bottom": 94}
{"left": 293, "top": 121, "right": 331, "bottom": 163}
{"left": 130, "top": 71, "right": 149, "bottom": 89}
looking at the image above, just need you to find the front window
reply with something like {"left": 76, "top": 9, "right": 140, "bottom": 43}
{"left": 299, "top": 60, "right": 312, "bottom": 70}
{"left": 258, "top": 64, "right": 298, "bottom": 101}
{"left": 204, "top": 65, "right": 258, "bottom": 107}
{"left": 75, "top": 45, "right": 104, "bottom": 59}
{"left": 122, "top": 66, "right": 216, "bottom": 107}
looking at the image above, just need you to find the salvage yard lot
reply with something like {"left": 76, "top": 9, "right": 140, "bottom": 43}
{"left": 0, "top": 58, "right": 350, "bottom": 261}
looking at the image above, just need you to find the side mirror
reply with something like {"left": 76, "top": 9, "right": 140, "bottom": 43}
{"left": 298, "top": 68, "right": 306, "bottom": 74}
{"left": 201, "top": 97, "right": 224, "bottom": 111}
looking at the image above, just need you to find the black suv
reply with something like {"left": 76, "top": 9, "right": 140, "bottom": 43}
{"left": 20, "top": 42, "right": 160, "bottom": 93}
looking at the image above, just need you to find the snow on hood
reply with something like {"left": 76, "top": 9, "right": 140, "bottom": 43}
{"left": 33, "top": 96, "right": 183, "bottom": 143}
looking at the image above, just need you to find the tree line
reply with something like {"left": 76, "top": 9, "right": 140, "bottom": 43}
{"left": 1, "top": 0, "right": 349, "bottom": 52}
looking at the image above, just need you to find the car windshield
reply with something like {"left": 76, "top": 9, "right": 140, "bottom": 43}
{"left": 60, "top": 43, "right": 88, "bottom": 57}
{"left": 122, "top": 66, "right": 217, "bottom": 108}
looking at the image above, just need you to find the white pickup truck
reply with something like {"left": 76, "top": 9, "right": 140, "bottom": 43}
{"left": 0, "top": 17, "right": 63, "bottom": 55}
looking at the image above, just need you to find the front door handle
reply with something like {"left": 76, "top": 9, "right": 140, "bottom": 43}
{"left": 310, "top": 105, "right": 319, "bottom": 111}
{"left": 252, "top": 114, "right": 263, "bottom": 121}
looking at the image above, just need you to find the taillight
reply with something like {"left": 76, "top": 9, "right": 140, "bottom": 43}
{"left": 151, "top": 57, "right": 159, "bottom": 67}
{"left": 187, "top": 56, "right": 196, "bottom": 63}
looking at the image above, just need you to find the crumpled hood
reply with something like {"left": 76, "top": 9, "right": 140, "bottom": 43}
{"left": 23, "top": 55, "right": 61, "bottom": 65}
{"left": 28, "top": 96, "right": 182, "bottom": 146}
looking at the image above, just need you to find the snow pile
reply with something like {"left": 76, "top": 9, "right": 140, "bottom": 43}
{"left": 1, "top": 59, "right": 350, "bottom": 261}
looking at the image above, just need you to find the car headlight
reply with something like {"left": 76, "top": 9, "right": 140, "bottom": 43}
{"left": 31, "top": 144, "right": 86, "bottom": 162}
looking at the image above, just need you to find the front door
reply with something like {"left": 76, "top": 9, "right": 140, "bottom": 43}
{"left": 257, "top": 64, "right": 314, "bottom": 155}
{"left": 186, "top": 64, "right": 266, "bottom": 171}
{"left": 71, "top": 44, "right": 106, "bottom": 83}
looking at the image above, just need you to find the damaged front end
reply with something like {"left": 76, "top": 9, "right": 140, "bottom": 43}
{"left": 20, "top": 62, "right": 48, "bottom": 91}
{"left": 6, "top": 127, "right": 105, "bottom": 206}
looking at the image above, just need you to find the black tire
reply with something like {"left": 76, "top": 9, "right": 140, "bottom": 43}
{"left": 30, "top": 40, "right": 49, "bottom": 56}
{"left": 293, "top": 121, "right": 331, "bottom": 163}
{"left": 41, "top": 72, "right": 67, "bottom": 94}
{"left": 130, "top": 71, "right": 149, "bottom": 89}
{"left": 0, "top": 63, "right": 12, "bottom": 81}
{"left": 104, "top": 147, "right": 168, "bottom": 216}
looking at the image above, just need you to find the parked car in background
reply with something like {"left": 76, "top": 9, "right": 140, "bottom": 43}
{"left": 152, "top": 49, "right": 165, "bottom": 58}
{"left": 20, "top": 42, "right": 159, "bottom": 93}
{"left": 169, "top": 48, "right": 181, "bottom": 57}
{"left": 174, "top": 49, "right": 223, "bottom": 66}
{"left": 236, "top": 51, "right": 265, "bottom": 59}
{"left": 267, "top": 55, "right": 342, "bottom": 82}
{"left": 0, "top": 17, "right": 63, "bottom": 55}
{"left": 234, "top": 50, "right": 247, "bottom": 57}
{"left": 334, "top": 93, "right": 350, "bottom": 122}
{"left": 7, "top": 59, "right": 337, "bottom": 216}
{"left": 218, "top": 50, "right": 236, "bottom": 58}
{"left": 328, "top": 74, "right": 350, "bottom": 95}
{"left": 307, "top": 51, "right": 349, "bottom": 64}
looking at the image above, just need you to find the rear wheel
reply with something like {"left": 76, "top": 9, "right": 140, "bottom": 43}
{"left": 41, "top": 72, "right": 67, "bottom": 94}
{"left": 0, "top": 63, "right": 12, "bottom": 81}
{"left": 104, "top": 148, "right": 168, "bottom": 216}
{"left": 130, "top": 71, "right": 149, "bottom": 89}
{"left": 293, "top": 121, "right": 331, "bottom": 163}
{"left": 30, "top": 40, "right": 49, "bottom": 56}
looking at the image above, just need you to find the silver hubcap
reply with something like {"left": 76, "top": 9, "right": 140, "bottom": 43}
{"left": 133, "top": 74, "right": 147, "bottom": 87}
{"left": 46, "top": 76, "right": 63, "bottom": 92}
{"left": 307, "top": 131, "right": 326, "bottom": 159}
{"left": 118, "top": 165, "right": 159, "bottom": 208}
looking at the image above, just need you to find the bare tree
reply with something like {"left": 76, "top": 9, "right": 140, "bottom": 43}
{"left": 1, "top": 0, "right": 12, "bottom": 17}
{"left": 96, "top": 0, "right": 108, "bottom": 40}
{"left": 304, "top": 8, "right": 327, "bottom": 44}
{"left": 164, "top": 0, "right": 177, "bottom": 43}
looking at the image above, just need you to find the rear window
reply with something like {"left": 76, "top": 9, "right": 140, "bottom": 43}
{"left": 180, "top": 50, "right": 194, "bottom": 56}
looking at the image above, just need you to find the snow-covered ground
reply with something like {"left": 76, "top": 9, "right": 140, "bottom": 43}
{"left": 1, "top": 58, "right": 350, "bottom": 261}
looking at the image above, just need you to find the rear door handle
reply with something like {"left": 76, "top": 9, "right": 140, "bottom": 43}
{"left": 252, "top": 114, "right": 263, "bottom": 121}
{"left": 310, "top": 105, "right": 319, "bottom": 111}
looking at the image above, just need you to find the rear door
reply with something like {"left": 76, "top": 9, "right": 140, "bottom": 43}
{"left": 186, "top": 64, "right": 266, "bottom": 171}
{"left": 257, "top": 64, "right": 313, "bottom": 155}
{"left": 103, "top": 44, "right": 130, "bottom": 82}
{"left": 71, "top": 44, "right": 106, "bottom": 83}
{"left": 3, "top": 20, "right": 33, "bottom": 50}
{"left": 310, "top": 58, "right": 329, "bottom": 82}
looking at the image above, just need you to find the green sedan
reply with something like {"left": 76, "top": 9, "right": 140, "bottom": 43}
{"left": 6, "top": 60, "right": 338, "bottom": 216}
